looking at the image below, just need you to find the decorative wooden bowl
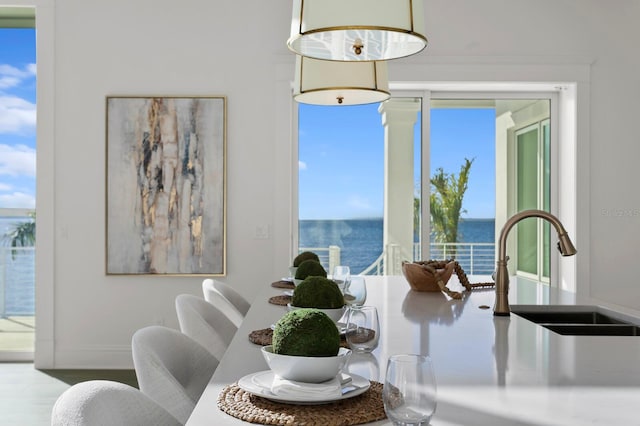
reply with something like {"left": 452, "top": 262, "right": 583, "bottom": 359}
{"left": 401, "top": 260, "right": 456, "bottom": 292}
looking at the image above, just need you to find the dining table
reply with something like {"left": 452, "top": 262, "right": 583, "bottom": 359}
{"left": 186, "top": 274, "right": 640, "bottom": 426}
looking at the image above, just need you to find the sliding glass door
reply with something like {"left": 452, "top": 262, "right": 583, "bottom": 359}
{"left": 294, "top": 90, "right": 556, "bottom": 283}
{"left": 0, "top": 7, "right": 36, "bottom": 360}
{"left": 515, "top": 119, "right": 551, "bottom": 282}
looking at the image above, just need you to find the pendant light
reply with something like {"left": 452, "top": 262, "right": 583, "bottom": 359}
{"left": 288, "top": 0, "right": 428, "bottom": 61}
{"left": 293, "top": 55, "right": 390, "bottom": 106}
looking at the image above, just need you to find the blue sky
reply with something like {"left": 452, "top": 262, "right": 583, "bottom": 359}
{"left": 430, "top": 107, "right": 496, "bottom": 219}
{"left": 0, "top": 28, "right": 37, "bottom": 209}
{"left": 1, "top": 28, "right": 497, "bottom": 219}
{"left": 299, "top": 103, "right": 496, "bottom": 220}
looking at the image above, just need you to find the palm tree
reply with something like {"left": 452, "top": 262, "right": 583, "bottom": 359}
{"left": 2, "top": 212, "right": 36, "bottom": 260}
{"left": 429, "top": 158, "right": 474, "bottom": 246}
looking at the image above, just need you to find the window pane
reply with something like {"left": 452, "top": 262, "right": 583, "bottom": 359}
{"left": 297, "top": 99, "right": 421, "bottom": 275}
{"left": 516, "top": 127, "right": 538, "bottom": 274}
{"left": 0, "top": 23, "right": 36, "bottom": 356}
{"left": 542, "top": 121, "right": 551, "bottom": 277}
{"left": 297, "top": 103, "right": 385, "bottom": 274}
{"left": 430, "top": 104, "right": 496, "bottom": 274}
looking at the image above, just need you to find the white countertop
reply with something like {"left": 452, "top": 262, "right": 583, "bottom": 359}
{"left": 187, "top": 275, "right": 640, "bottom": 426}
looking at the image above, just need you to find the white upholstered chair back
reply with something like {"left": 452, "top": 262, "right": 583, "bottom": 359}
{"left": 131, "top": 325, "right": 218, "bottom": 424}
{"left": 205, "top": 279, "right": 251, "bottom": 316}
{"left": 201, "top": 279, "right": 246, "bottom": 327}
{"left": 175, "top": 293, "right": 238, "bottom": 360}
{"left": 51, "top": 379, "right": 181, "bottom": 426}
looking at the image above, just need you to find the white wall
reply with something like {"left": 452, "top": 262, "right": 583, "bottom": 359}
{"left": 22, "top": 0, "right": 640, "bottom": 368}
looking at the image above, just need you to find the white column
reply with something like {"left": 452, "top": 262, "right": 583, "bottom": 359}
{"left": 495, "top": 110, "right": 515, "bottom": 250}
{"left": 378, "top": 99, "right": 420, "bottom": 274}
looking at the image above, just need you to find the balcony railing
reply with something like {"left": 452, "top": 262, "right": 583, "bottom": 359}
{"left": 418, "top": 242, "right": 496, "bottom": 275}
{"left": 3, "top": 241, "right": 493, "bottom": 317}
{"left": 0, "top": 247, "right": 35, "bottom": 317}
{"left": 299, "top": 242, "right": 496, "bottom": 277}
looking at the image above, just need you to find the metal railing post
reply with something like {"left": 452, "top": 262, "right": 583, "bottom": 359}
{"left": 328, "top": 245, "right": 341, "bottom": 274}
{"left": 470, "top": 246, "right": 474, "bottom": 274}
{"left": 383, "top": 243, "right": 405, "bottom": 275}
{"left": 0, "top": 249, "right": 5, "bottom": 318}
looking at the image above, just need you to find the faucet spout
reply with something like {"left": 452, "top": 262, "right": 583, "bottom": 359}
{"left": 494, "top": 209, "right": 577, "bottom": 316}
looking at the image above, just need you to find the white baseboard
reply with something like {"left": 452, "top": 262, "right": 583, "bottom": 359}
{"left": 0, "top": 351, "right": 34, "bottom": 362}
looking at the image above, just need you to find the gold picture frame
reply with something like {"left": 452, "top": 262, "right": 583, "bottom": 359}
{"left": 106, "top": 96, "right": 226, "bottom": 275}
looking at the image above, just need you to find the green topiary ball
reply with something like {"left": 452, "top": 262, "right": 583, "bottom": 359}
{"left": 294, "top": 259, "right": 327, "bottom": 280}
{"left": 293, "top": 251, "right": 320, "bottom": 267}
{"left": 272, "top": 308, "right": 340, "bottom": 357}
{"left": 292, "top": 276, "right": 345, "bottom": 309}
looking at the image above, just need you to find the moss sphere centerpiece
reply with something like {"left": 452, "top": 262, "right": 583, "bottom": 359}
{"left": 293, "top": 251, "right": 320, "bottom": 267}
{"left": 292, "top": 276, "right": 344, "bottom": 309}
{"left": 294, "top": 259, "right": 327, "bottom": 280}
{"left": 289, "top": 276, "right": 346, "bottom": 323}
{"left": 272, "top": 308, "right": 340, "bottom": 357}
{"left": 265, "top": 309, "right": 350, "bottom": 383}
{"left": 290, "top": 251, "right": 321, "bottom": 279}
{"left": 293, "top": 259, "right": 327, "bottom": 286}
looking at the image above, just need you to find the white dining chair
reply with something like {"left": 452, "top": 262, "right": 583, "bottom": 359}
{"left": 175, "top": 293, "right": 238, "bottom": 360}
{"left": 51, "top": 380, "right": 181, "bottom": 426}
{"left": 131, "top": 325, "right": 219, "bottom": 425}
{"left": 204, "top": 278, "right": 251, "bottom": 316}
{"left": 201, "top": 279, "right": 246, "bottom": 327}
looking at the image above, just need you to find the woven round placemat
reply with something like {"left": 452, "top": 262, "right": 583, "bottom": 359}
{"left": 249, "top": 328, "right": 350, "bottom": 349}
{"left": 269, "top": 295, "right": 292, "bottom": 306}
{"left": 271, "top": 280, "right": 295, "bottom": 289}
{"left": 218, "top": 381, "right": 386, "bottom": 426}
{"left": 249, "top": 328, "right": 274, "bottom": 346}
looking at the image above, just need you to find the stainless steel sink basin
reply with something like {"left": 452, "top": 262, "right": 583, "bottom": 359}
{"left": 512, "top": 311, "right": 626, "bottom": 325}
{"left": 511, "top": 305, "right": 640, "bottom": 336}
{"left": 542, "top": 324, "right": 640, "bottom": 336}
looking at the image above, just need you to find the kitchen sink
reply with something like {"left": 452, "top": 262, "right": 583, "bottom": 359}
{"left": 511, "top": 305, "right": 640, "bottom": 336}
{"left": 542, "top": 324, "right": 640, "bottom": 336}
{"left": 512, "top": 310, "right": 626, "bottom": 325}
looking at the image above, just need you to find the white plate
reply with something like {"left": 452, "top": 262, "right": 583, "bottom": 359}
{"left": 237, "top": 371, "right": 370, "bottom": 404}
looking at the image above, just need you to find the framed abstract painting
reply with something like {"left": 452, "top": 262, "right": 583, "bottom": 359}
{"left": 106, "top": 96, "right": 226, "bottom": 275}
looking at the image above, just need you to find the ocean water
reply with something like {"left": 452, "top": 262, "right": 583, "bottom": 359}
{"left": 300, "top": 218, "right": 495, "bottom": 274}
{"left": 299, "top": 219, "right": 384, "bottom": 276}
{"left": 456, "top": 218, "right": 495, "bottom": 243}
{"left": 0, "top": 217, "right": 27, "bottom": 238}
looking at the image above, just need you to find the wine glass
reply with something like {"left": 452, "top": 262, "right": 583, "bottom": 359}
{"left": 345, "top": 305, "right": 379, "bottom": 353}
{"left": 344, "top": 275, "right": 367, "bottom": 307}
{"left": 346, "top": 351, "right": 380, "bottom": 382}
{"left": 383, "top": 354, "right": 437, "bottom": 426}
{"left": 332, "top": 265, "right": 351, "bottom": 292}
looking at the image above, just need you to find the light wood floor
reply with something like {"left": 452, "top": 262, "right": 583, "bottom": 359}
{"left": 0, "top": 314, "right": 138, "bottom": 424}
{"left": 0, "top": 362, "right": 137, "bottom": 425}
{"left": 0, "top": 315, "right": 35, "bottom": 352}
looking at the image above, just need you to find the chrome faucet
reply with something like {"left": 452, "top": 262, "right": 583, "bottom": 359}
{"left": 494, "top": 209, "right": 577, "bottom": 316}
